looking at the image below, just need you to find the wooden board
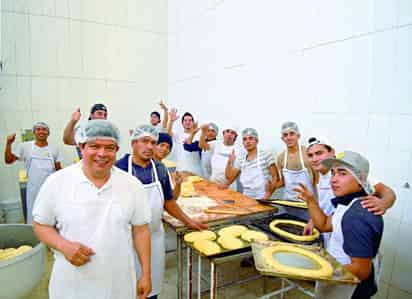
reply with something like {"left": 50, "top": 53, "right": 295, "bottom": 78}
{"left": 163, "top": 179, "right": 275, "bottom": 229}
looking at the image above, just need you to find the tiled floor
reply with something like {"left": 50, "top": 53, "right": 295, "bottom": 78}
{"left": 23, "top": 249, "right": 412, "bottom": 299}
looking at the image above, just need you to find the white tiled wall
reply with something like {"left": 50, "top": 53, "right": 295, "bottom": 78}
{"left": 168, "top": 1, "right": 412, "bottom": 298}
{"left": 0, "top": 0, "right": 168, "bottom": 200}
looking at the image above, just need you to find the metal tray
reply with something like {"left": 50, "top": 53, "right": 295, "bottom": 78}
{"left": 256, "top": 198, "right": 307, "bottom": 209}
{"left": 252, "top": 240, "right": 359, "bottom": 284}
{"left": 247, "top": 213, "right": 321, "bottom": 245}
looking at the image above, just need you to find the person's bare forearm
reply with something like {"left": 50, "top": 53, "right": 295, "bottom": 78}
{"left": 345, "top": 260, "right": 372, "bottom": 280}
{"left": 172, "top": 184, "right": 181, "bottom": 200}
{"left": 63, "top": 119, "right": 77, "bottom": 145}
{"left": 306, "top": 201, "right": 331, "bottom": 232}
{"left": 166, "top": 120, "right": 175, "bottom": 137}
{"left": 161, "top": 108, "right": 168, "bottom": 129}
{"left": 375, "top": 183, "right": 396, "bottom": 209}
{"left": 198, "top": 130, "right": 209, "bottom": 150}
{"left": 164, "top": 200, "right": 194, "bottom": 226}
{"left": 4, "top": 143, "right": 17, "bottom": 164}
{"left": 33, "top": 222, "right": 70, "bottom": 253}
{"left": 132, "top": 224, "right": 151, "bottom": 277}
{"left": 186, "top": 132, "right": 196, "bottom": 144}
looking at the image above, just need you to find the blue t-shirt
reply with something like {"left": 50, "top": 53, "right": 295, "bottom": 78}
{"left": 338, "top": 197, "right": 383, "bottom": 299}
{"left": 115, "top": 154, "right": 173, "bottom": 200}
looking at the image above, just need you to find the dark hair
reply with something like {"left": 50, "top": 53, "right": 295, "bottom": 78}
{"left": 157, "top": 133, "right": 173, "bottom": 150}
{"left": 151, "top": 111, "right": 161, "bottom": 119}
{"left": 90, "top": 103, "right": 107, "bottom": 114}
{"left": 181, "top": 112, "right": 194, "bottom": 123}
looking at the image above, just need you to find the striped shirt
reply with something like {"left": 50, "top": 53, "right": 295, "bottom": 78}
{"left": 234, "top": 149, "right": 276, "bottom": 181}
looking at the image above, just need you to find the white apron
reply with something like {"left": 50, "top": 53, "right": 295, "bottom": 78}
{"left": 176, "top": 132, "right": 203, "bottom": 176}
{"left": 50, "top": 178, "right": 137, "bottom": 299}
{"left": 317, "top": 171, "right": 336, "bottom": 248}
{"left": 201, "top": 146, "right": 214, "bottom": 179}
{"left": 26, "top": 142, "right": 56, "bottom": 224}
{"left": 282, "top": 145, "right": 315, "bottom": 200}
{"left": 210, "top": 142, "right": 237, "bottom": 190}
{"left": 239, "top": 150, "right": 266, "bottom": 199}
{"left": 129, "top": 156, "right": 165, "bottom": 297}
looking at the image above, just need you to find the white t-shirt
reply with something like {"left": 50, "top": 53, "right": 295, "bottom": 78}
{"left": 173, "top": 130, "right": 202, "bottom": 176}
{"left": 13, "top": 141, "right": 62, "bottom": 167}
{"left": 33, "top": 163, "right": 151, "bottom": 239}
{"left": 209, "top": 141, "right": 243, "bottom": 185}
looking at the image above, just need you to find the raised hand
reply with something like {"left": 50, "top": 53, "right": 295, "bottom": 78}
{"left": 159, "top": 100, "right": 168, "bottom": 111}
{"left": 228, "top": 149, "right": 236, "bottom": 164}
{"left": 6, "top": 133, "right": 16, "bottom": 145}
{"left": 200, "top": 123, "right": 210, "bottom": 133}
{"left": 293, "top": 183, "right": 316, "bottom": 203}
{"left": 169, "top": 108, "right": 179, "bottom": 122}
{"left": 71, "top": 107, "right": 81, "bottom": 122}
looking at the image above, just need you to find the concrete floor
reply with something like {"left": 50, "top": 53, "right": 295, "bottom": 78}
{"left": 23, "top": 248, "right": 395, "bottom": 299}
{"left": 24, "top": 249, "right": 315, "bottom": 299}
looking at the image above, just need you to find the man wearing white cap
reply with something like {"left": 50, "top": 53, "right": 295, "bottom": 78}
{"left": 5, "top": 122, "right": 62, "bottom": 223}
{"left": 225, "top": 128, "right": 280, "bottom": 199}
{"left": 304, "top": 136, "right": 396, "bottom": 247}
{"left": 277, "top": 121, "right": 317, "bottom": 201}
{"left": 33, "top": 120, "right": 152, "bottom": 299}
{"left": 197, "top": 124, "right": 242, "bottom": 189}
{"left": 295, "top": 151, "right": 383, "bottom": 299}
{"left": 116, "top": 124, "right": 207, "bottom": 299}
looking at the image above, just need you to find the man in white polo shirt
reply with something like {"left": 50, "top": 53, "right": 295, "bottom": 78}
{"left": 33, "top": 120, "right": 152, "bottom": 299}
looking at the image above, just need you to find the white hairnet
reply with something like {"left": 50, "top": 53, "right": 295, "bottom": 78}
{"left": 33, "top": 121, "right": 49, "bottom": 132}
{"left": 131, "top": 124, "right": 159, "bottom": 142}
{"left": 75, "top": 119, "right": 120, "bottom": 144}
{"left": 242, "top": 128, "right": 259, "bottom": 139}
{"left": 281, "top": 121, "right": 300, "bottom": 134}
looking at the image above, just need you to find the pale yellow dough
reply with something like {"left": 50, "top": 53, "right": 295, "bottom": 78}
{"left": 261, "top": 245, "right": 333, "bottom": 278}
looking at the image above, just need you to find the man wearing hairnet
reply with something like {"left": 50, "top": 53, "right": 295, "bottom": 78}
{"left": 198, "top": 123, "right": 242, "bottom": 189}
{"left": 116, "top": 125, "right": 207, "bottom": 299}
{"left": 225, "top": 128, "right": 280, "bottom": 199}
{"left": 33, "top": 120, "right": 152, "bottom": 299}
{"left": 5, "top": 122, "right": 62, "bottom": 223}
{"left": 277, "top": 121, "right": 317, "bottom": 219}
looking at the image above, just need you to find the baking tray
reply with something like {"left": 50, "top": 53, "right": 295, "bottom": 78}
{"left": 247, "top": 213, "right": 321, "bottom": 245}
{"left": 256, "top": 198, "right": 307, "bottom": 209}
{"left": 184, "top": 224, "right": 274, "bottom": 258}
{"left": 252, "top": 240, "right": 359, "bottom": 284}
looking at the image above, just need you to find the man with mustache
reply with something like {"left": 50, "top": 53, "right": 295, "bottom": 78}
{"left": 33, "top": 120, "right": 152, "bottom": 299}
{"left": 5, "top": 121, "right": 62, "bottom": 223}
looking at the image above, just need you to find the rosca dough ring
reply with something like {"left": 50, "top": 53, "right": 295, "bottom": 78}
{"left": 240, "top": 230, "right": 269, "bottom": 242}
{"left": 217, "top": 235, "right": 244, "bottom": 250}
{"left": 261, "top": 245, "right": 333, "bottom": 278}
{"left": 217, "top": 225, "right": 248, "bottom": 237}
{"left": 193, "top": 239, "right": 221, "bottom": 256}
{"left": 269, "top": 219, "right": 320, "bottom": 242}
{"left": 184, "top": 230, "right": 216, "bottom": 243}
